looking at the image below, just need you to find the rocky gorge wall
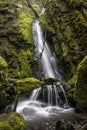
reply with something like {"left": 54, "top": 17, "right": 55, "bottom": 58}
{"left": 0, "top": 0, "right": 41, "bottom": 110}
{"left": 0, "top": 0, "right": 35, "bottom": 79}
{"left": 0, "top": 0, "right": 87, "bottom": 113}
{"left": 41, "top": 0, "right": 87, "bottom": 111}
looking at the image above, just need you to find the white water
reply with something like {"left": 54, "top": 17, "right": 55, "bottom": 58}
{"left": 17, "top": 20, "right": 74, "bottom": 120}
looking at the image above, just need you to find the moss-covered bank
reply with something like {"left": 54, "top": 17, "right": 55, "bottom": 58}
{"left": 0, "top": 113, "right": 25, "bottom": 130}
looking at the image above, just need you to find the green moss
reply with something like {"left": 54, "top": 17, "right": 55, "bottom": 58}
{"left": 75, "top": 56, "right": 87, "bottom": 110}
{"left": 43, "top": 78, "right": 59, "bottom": 85}
{"left": 0, "top": 1, "right": 35, "bottom": 78}
{"left": 17, "top": 49, "right": 33, "bottom": 78}
{"left": 17, "top": 77, "right": 42, "bottom": 84}
{"left": 68, "top": 74, "right": 77, "bottom": 87}
{"left": 0, "top": 113, "right": 25, "bottom": 130}
{"left": 16, "top": 77, "right": 44, "bottom": 94}
{"left": 66, "top": 0, "right": 87, "bottom": 8}
{"left": 0, "top": 56, "right": 8, "bottom": 85}
{"left": 0, "top": 56, "right": 7, "bottom": 68}
{"left": 0, "top": 0, "right": 38, "bottom": 110}
{"left": 43, "top": 0, "right": 87, "bottom": 81}
{"left": 40, "top": 12, "right": 55, "bottom": 33}
{"left": 61, "top": 123, "right": 67, "bottom": 130}
{"left": 33, "top": 2, "right": 41, "bottom": 13}
{"left": 0, "top": 56, "right": 8, "bottom": 108}
{"left": 18, "top": 9, "right": 35, "bottom": 44}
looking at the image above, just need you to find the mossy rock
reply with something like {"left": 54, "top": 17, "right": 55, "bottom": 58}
{"left": 75, "top": 55, "right": 87, "bottom": 111}
{"left": 0, "top": 113, "right": 25, "bottom": 130}
{"left": 16, "top": 77, "right": 44, "bottom": 94}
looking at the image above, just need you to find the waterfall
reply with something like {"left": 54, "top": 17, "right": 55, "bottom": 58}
{"left": 16, "top": 20, "right": 74, "bottom": 120}
{"left": 33, "top": 20, "right": 61, "bottom": 79}
{"left": 32, "top": 20, "right": 68, "bottom": 106}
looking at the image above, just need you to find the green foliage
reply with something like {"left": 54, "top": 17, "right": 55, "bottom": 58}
{"left": 0, "top": 113, "right": 25, "bottom": 130}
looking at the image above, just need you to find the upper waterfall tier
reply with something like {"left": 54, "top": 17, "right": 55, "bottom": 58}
{"left": 33, "top": 20, "right": 61, "bottom": 79}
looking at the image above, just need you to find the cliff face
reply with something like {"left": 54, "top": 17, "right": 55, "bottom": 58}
{"left": 41, "top": 0, "right": 87, "bottom": 110}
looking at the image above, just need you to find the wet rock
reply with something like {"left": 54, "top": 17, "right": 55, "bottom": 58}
{"left": 67, "top": 122, "right": 74, "bottom": 130}
{"left": 79, "top": 123, "right": 87, "bottom": 130}
{"left": 28, "top": 102, "right": 40, "bottom": 107}
{"left": 55, "top": 120, "right": 74, "bottom": 130}
{"left": 45, "top": 107, "right": 63, "bottom": 114}
{"left": 23, "top": 107, "right": 36, "bottom": 115}
{"left": 63, "top": 103, "right": 69, "bottom": 109}
{"left": 45, "top": 122, "right": 49, "bottom": 126}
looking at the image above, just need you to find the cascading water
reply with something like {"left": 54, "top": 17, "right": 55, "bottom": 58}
{"left": 32, "top": 20, "right": 68, "bottom": 106}
{"left": 16, "top": 20, "right": 74, "bottom": 120}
